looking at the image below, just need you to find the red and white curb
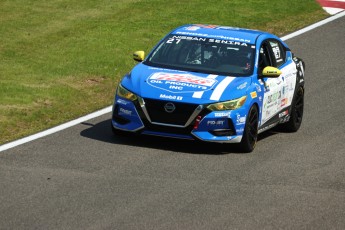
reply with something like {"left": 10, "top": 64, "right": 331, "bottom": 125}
{"left": 317, "top": 0, "right": 345, "bottom": 14}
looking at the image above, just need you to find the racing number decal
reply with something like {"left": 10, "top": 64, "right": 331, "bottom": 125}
{"left": 167, "top": 37, "right": 181, "bottom": 44}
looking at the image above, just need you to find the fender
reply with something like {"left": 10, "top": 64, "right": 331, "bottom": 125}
{"left": 293, "top": 56, "right": 305, "bottom": 90}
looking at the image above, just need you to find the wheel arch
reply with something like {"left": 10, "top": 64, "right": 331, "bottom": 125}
{"left": 250, "top": 101, "right": 260, "bottom": 127}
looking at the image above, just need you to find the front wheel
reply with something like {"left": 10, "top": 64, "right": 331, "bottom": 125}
{"left": 239, "top": 105, "right": 259, "bottom": 153}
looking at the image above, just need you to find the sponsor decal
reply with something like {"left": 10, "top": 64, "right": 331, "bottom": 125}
{"left": 184, "top": 26, "right": 201, "bottom": 31}
{"left": 207, "top": 120, "right": 225, "bottom": 126}
{"left": 167, "top": 36, "right": 207, "bottom": 43}
{"left": 268, "top": 80, "right": 282, "bottom": 88}
{"left": 116, "top": 98, "right": 129, "bottom": 105}
{"left": 267, "top": 70, "right": 278, "bottom": 74}
{"left": 236, "top": 128, "right": 244, "bottom": 133}
{"left": 175, "top": 31, "right": 208, "bottom": 37}
{"left": 174, "top": 32, "right": 251, "bottom": 44}
{"left": 147, "top": 72, "right": 217, "bottom": 93}
{"left": 194, "top": 24, "right": 218, "bottom": 29}
{"left": 288, "top": 82, "right": 295, "bottom": 92}
{"left": 159, "top": 94, "right": 183, "bottom": 101}
{"left": 284, "top": 72, "right": 294, "bottom": 79}
{"left": 168, "top": 36, "right": 248, "bottom": 46}
{"left": 119, "top": 108, "right": 132, "bottom": 116}
{"left": 282, "top": 86, "right": 286, "bottom": 95}
{"left": 214, "top": 112, "right": 231, "bottom": 117}
{"left": 270, "top": 41, "right": 282, "bottom": 62}
{"left": 265, "top": 109, "right": 272, "bottom": 118}
{"left": 183, "top": 24, "right": 218, "bottom": 31}
{"left": 236, "top": 114, "right": 246, "bottom": 125}
{"left": 279, "top": 110, "right": 289, "bottom": 118}
{"left": 281, "top": 98, "right": 288, "bottom": 107}
{"left": 272, "top": 47, "right": 281, "bottom": 60}
{"left": 237, "top": 82, "right": 248, "bottom": 90}
{"left": 250, "top": 91, "right": 257, "bottom": 99}
{"left": 208, "top": 39, "right": 248, "bottom": 46}
{"left": 254, "top": 83, "right": 262, "bottom": 92}
{"left": 148, "top": 67, "right": 185, "bottom": 73}
{"left": 262, "top": 90, "right": 282, "bottom": 123}
{"left": 266, "top": 91, "right": 281, "bottom": 105}
{"left": 259, "top": 122, "right": 279, "bottom": 133}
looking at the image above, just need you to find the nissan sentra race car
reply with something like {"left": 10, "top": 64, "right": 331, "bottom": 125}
{"left": 111, "top": 24, "right": 305, "bottom": 152}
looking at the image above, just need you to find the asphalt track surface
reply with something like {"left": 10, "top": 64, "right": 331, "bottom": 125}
{"left": 1, "top": 17, "right": 345, "bottom": 230}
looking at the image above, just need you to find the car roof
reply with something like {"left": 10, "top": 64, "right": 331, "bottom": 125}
{"left": 171, "top": 24, "right": 269, "bottom": 44}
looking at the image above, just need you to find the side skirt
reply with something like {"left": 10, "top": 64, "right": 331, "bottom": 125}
{"left": 258, "top": 106, "right": 292, "bottom": 134}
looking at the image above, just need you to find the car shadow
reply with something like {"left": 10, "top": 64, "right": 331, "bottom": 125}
{"left": 80, "top": 119, "right": 279, "bottom": 155}
{"left": 258, "top": 129, "right": 280, "bottom": 141}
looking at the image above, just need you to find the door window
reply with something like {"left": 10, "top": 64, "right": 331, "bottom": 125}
{"left": 258, "top": 39, "right": 286, "bottom": 72}
{"left": 268, "top": 40, "right": 286, "bottom": 67}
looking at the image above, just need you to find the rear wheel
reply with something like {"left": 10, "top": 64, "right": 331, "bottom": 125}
{"left": 239, "top": 105, "right": 259, "bottom": 153}
{"left": 280, "top": 86, "right": 304, "bottom": 132}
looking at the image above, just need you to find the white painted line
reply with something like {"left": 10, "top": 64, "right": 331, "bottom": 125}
{"left": 1, "top": 11, "right": 345, "bottom": 152}
{"left": 0, "top": 106, "right": 112, "bottom": 152}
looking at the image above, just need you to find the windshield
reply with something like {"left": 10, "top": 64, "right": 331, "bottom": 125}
{"left": 145, "top": 35, "right": 255, "bottom": 76}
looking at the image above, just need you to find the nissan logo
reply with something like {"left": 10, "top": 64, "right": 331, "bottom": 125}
{"left": 164, "top": 102, "right": 176, "bottom": 113}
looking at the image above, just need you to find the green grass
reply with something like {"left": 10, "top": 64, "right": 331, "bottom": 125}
{"left": 0, "top": 0, "right": 327, "bottom": 144}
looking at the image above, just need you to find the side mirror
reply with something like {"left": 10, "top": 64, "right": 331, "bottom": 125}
{"left": 262, "top": 66, "right": 282, "bottom": 78}
{"left": 133, "top": 51, "right": 145, "bottom": 62}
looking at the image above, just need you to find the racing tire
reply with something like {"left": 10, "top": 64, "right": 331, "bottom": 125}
{"left": 280, "top": 86, "right": 304, "bottom": 132}
{"left": 239, "top": 105, "right": 259, "bottom": 153}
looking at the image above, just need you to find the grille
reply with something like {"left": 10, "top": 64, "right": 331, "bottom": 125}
{"left": 143, "top": 98, "right": 199, "bottom": 126}
{"left": 143, "top": 122, "right": 194, "bottom": 136}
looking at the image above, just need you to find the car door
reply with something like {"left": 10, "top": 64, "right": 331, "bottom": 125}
{"left": 258, "top": 39, "right": 286, "bottom": 126}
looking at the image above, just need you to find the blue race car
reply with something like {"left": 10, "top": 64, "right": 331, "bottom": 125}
{"left": 111, "top": 24, "right": 305, "bottom": 152}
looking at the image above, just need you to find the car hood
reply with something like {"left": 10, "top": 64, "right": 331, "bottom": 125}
{"left": 121, "top": 63, "right": 252, "bottom": 104}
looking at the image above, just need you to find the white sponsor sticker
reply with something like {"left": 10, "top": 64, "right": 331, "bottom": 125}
{"left": 147, "top": 72, "right": 217, "bottom": 93}
{"left": 214, "top": 112, "right": 231, "bottom": 117}
{"left": 119, "top": 108, "right": 132, "bottom": 116}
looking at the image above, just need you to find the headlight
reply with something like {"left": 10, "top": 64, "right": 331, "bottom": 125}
{"left": 117, "top": 84, "right": 138, "bottom": 101}
{"left": 207, "top": 96, "right": 247, "bottom": 111}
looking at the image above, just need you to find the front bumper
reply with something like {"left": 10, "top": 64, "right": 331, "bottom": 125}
{"left": 111, "top": 96, "right": 247, "bottom": 143}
